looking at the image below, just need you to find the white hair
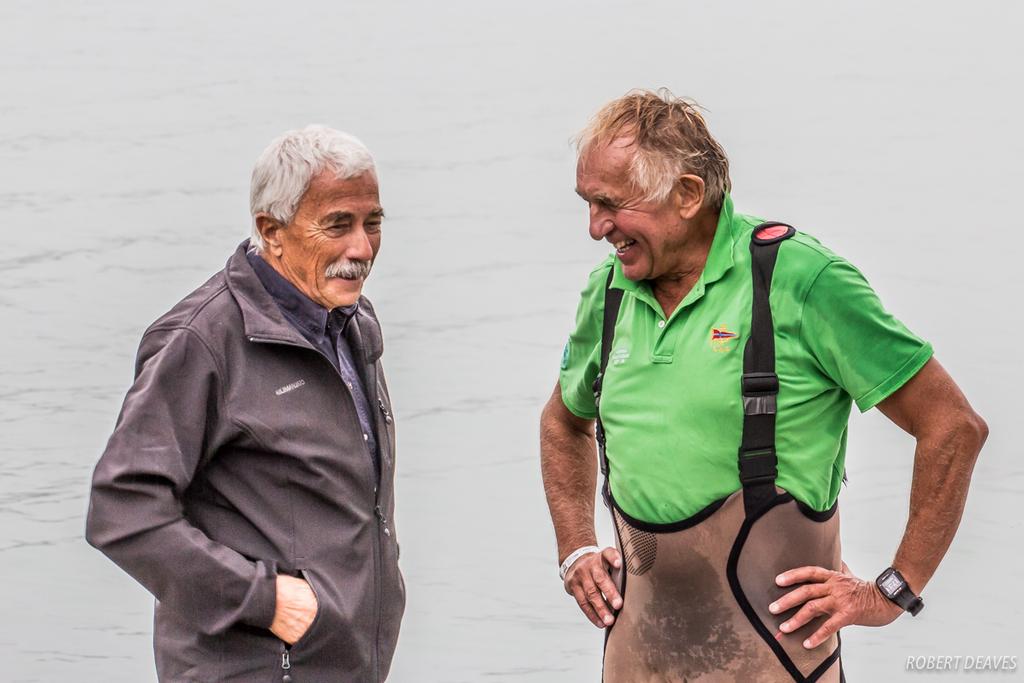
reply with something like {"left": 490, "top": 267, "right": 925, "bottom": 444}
{"left": 249, "top": 124, "right": 377, "bottom": 251}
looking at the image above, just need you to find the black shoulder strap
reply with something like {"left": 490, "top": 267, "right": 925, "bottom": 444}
{"left": 739, "top": 222, "right": 795, "bottom": 516}
{"left": 594, "top": 266, "right": 624, "bottom": 506}
{"left": 599, "top": 267, "right": 625, "bottom": 378}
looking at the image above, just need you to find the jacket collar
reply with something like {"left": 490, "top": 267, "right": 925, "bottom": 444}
{"left": 245, "top": 247, "right": 331, "bottom": 336}
{"left": 351, "top": 299, "right": 384, "bottom": 365}
{"left": 224, "top": 241, "right": 384, "bottom": 363}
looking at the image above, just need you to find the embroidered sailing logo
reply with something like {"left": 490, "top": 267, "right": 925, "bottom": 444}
{"left": 710, "top": 325, "right": 739, "bottom": 353}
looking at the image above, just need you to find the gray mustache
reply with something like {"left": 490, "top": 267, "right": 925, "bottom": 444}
{"left": 325, "top": 259, "right": 372, "bottom": 280}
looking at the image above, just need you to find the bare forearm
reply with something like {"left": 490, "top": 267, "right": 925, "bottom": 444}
{"left": 540, "top": 389, "right": 599, "bottom": 564}
{"left": 873, "top": 359, "right": 989, "bottom": 594}
{"left": 892, "top": 411, "right": 988, "bottom": 593}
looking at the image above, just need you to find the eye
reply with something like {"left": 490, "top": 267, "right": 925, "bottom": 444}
{"left": 365, "top": 221, "right": 383, "bottom": 234}
{"left": 324, "top": 223, "right": 351, "bottom": 235}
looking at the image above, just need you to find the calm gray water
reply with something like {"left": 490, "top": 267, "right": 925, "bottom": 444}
{"left": 2, "top": 1, "right": 1021, "bottom": 681}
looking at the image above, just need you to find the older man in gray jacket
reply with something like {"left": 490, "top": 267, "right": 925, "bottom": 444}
{"left": 86, "top": 125, "right": 404, "bottom": 682}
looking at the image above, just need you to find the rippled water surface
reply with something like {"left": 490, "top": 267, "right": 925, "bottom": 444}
{"left": 2, "top": 1, "right": 1021, "bottom": 681}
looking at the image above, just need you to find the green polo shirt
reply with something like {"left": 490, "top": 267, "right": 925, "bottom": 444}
{"left": 560, "top": 194, "right": 932, "bottom": 524}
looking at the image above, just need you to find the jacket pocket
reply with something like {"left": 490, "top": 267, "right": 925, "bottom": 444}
{"left": 285, "top": 566, "right": 373, "bottom": 675}
{"left": 289, "top": 569, "right": 325, "bottom": 650}
{"left": 155, "top": 602, "right": 280, "bottom": 683}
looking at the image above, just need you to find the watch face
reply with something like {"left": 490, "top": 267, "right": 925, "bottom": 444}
{"left": 880, "top": 572, "right": 904, "bottom": 598}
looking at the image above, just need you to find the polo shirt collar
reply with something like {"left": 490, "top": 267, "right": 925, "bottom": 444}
{"left": 610, "top": 193, "right": 738, "bottom": 301}
{"left": 702, "top": 192, "right": 738, "bottom": 285}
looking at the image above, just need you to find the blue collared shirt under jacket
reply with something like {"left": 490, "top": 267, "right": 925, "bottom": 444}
{"left": 247, "top": 248, "right": 379, "bottom": 463}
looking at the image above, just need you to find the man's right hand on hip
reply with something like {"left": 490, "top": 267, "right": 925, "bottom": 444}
{"left": 270, "top": 574, "right": 319, "bottom": 644}
{"left": 563, "top": 547, "right": 623, "bottom": 629}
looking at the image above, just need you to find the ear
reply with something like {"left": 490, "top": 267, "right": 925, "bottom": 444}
{"left": 675, "top": 174, "right": 706, "bottom": 220}
{"left": 254, "top": 213, "right": 286, "bottom": 258}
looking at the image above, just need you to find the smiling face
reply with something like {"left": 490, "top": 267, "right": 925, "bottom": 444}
{"left": 256, "top": 169, "right": 383, "bottom": 309}
{"left": 576, "top": 138, "right": 704, "bottom": 283}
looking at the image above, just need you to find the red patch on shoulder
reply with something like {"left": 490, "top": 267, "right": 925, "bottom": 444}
{"left": 756, "top": 225, "right": 790, "bottom": 240}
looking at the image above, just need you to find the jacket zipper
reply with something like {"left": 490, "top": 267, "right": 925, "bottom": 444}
{"left": 249, "top": 334, "right": 386, "bottom": 680}
{"left": 372, "top": 494, "right": 383, "bottom": 682}
{"left": 280, "top": 648, "right": 292, "bottom": 682}
{"left": 378, "top": 397, "right": 393, "bottom": 425}
{"left": 377, "top": 397, "right": 393, "bottom": 469}
{"left": 374, "top": 394, "right": 394, "bottom": 680}
{"left": 375, "top": 504, "right": 391, "bottom": 536}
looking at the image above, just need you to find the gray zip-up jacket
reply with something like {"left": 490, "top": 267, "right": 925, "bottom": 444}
{"left": 85, "top": 243, "right": 405, "bottom": 682}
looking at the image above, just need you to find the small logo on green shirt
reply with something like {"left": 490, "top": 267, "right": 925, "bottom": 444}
{"left": 711, "top": 325, "right": 739, "bottom": 353}
{"left": 610, "top": 347, "right": 631, "bottom": 366}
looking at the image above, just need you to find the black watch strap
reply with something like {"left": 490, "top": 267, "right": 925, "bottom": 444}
{"left": 876, "top": 567, "right": 924, "bottom": 616}
{"left": 893, "top": 587, "right": 924, "bottom": 616}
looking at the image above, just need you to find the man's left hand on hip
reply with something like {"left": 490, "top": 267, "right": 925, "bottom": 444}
{"left": 769, "top": 561, "right": 903, "bottom": 649}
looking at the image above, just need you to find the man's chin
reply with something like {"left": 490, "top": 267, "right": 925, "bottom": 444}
{"left": 324, "top": 278, "right": 364, "bottom": 307}
{"left": 617, "top": 260, "right": 649, "bottom": 282}
{"left": 615, "top": 248, "right": 651, "bottom": 281}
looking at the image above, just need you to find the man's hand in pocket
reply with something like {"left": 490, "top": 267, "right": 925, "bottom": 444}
{"left": 270, "top": 574, "right": 319, "bottom": 644}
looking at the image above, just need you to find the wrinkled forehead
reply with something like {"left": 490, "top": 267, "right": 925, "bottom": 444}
{"left": 576, "top": 138, "right": 638, "bottom": 196}
{"left": 302, "top": 170, "right": 382, "bottom": 216}
{"left": 577, "top": 137, "right": 636, "bottom": 176}
{"left": 309, "top": 167, "right": 379, "bottom": 195}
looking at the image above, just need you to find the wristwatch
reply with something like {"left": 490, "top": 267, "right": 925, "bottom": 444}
{"left": 875, "top": 567, "right": 924, "bottom": 616}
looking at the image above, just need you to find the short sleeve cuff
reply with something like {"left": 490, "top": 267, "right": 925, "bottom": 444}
{"left": 559, "top": 377, "right": 597, "bottom": 419}
{"left": 854, "top": 342, "right": 934, "bottom": 412}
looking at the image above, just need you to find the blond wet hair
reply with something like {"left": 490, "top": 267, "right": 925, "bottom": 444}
{"left": 577, "top": 89, "right": 731, "bottom": 210}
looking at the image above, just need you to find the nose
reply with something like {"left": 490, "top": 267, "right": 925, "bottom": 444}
{"left": 588, "top": 204, "right": 613, "bottom": 242}
{"left": 347, "top": 226, "right": 375, "bottom": 262}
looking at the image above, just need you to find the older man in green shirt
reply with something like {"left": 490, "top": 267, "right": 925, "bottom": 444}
{"left": 540, "top": 90, "right": 987, "bottom": 682}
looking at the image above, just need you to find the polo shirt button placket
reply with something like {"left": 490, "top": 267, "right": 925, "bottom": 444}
{"left": 652, "top": 316, "right": 674, "bottom": 364}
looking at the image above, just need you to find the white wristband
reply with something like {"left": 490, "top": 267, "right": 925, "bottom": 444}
{"left": 559, "top": 545, "right": 602, "bottom": 581}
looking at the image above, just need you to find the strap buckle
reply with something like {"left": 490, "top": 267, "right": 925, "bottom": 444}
{"left": 741, "top": 372, "right": 778, "bottom": 415}
{"left": 742, "top": 371, "right": 778, "bottom": 394}
{"left": 738, "top": 447, "right": 777, "bottom": 485}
